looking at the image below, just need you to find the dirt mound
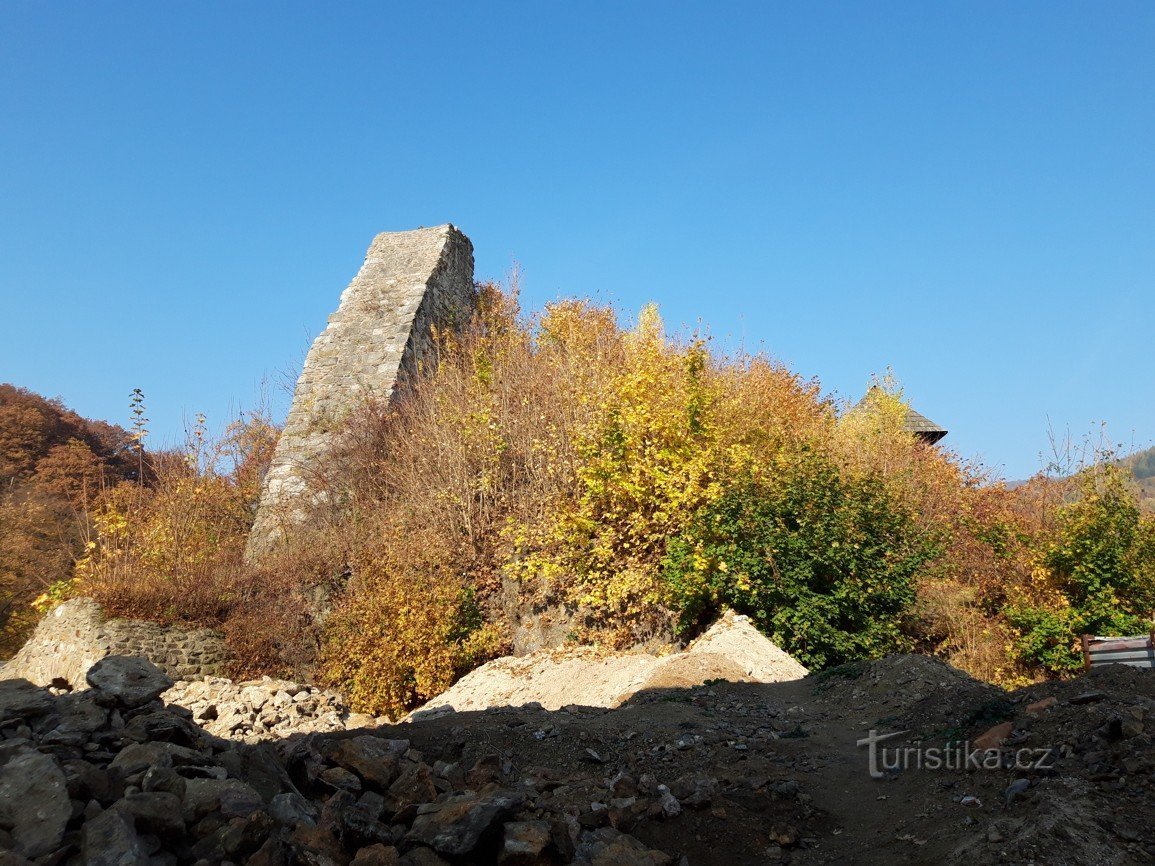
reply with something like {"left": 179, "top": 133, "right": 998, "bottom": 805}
{"left": 812, "top": 653, "right": 1006, "bottom": 735}
{"left": 683, "top": 611, "right": 809, "bottom": 682}
{"left": 411, "top": 611, "right": 808, "bottom": 717}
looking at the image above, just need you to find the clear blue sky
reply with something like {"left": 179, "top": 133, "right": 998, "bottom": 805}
{"left": 1, "top": 2, "right": 1151, "bottom": 479}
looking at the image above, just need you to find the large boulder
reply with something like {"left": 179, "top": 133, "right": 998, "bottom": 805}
{"left": 0, "top": 747, "right": 71, "bottom": 858}
{"left": 86, "top": 655, "right": 173, "bottom": 709}
{"left": 406, "top": 789, "right": 524, "bottom": 857}
{"left": 0, "top": 678, "right": 53, "bottom": 722}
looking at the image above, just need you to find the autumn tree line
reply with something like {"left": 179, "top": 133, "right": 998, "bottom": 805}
{"left": 3, "top": 285, "right": 1153, "bottom": 716}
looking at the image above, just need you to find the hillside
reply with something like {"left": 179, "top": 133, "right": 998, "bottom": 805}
{"left": 1121, "top": 446, "right": 1155, "bottom": 509}
{"left": 0, "top": 384, "right": 136, "bottom": 653}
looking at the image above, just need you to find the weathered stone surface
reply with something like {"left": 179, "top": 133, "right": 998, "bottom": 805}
{"left": 182, "top": 777, "right": 263, "bottom": 822}
{"left": 0, "top": 747, "right": 70, "bottom": 858}
{"left": 82, "top": 806, "right": 149, "bottom": 866}
{"left": 246, "top": 225, "right": 476, "bottom": 558}
{"left": 573, "top": 828, "right": 672, "bottom": 865}
{"left": 351, "top": 844, "right": 401, "bottom": 866}
{"left": 406, "top": 789, "right": 523, "bottom": 856}
{"left": 37, "top": 690, "right": 108, "bottom": 743}
{"left": 164, "top": 675, "right": 377, "bottom": 742}
{"left": 0, "top": 678, "right": 52, "bottom": 721}
{"left": 322, "top": 735, "right": 409, "bottom": 789}
{"left": 499, "top": 820, "right": 553, "bottom": 865}
{"left": 87, "top": 655, "right": 174, "bottom": 708}
{"left": 973, "top": 721, "right": 1014, "bottom": 750}
{"left": 116, "top": 790, "right": 185, "bottom": 836}
{"left": 398, "top": 847, "right": 450, "bottom": 866}
{"left": 1, "top": 597, "right": 231, "bottom": 688}
{"left": 270, "top": 791, "right": 320, "bottom": 827}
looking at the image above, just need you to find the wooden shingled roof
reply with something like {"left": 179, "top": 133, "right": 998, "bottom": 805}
{"left": 855, "top": 387, "right": 948, "bottom": 445}
{"left": 902, "top": 406, "right": 948, "bottom": 444}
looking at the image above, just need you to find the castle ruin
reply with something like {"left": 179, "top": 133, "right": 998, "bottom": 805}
{"left": 245, "top": 225, "right": 475, "bottom": 559}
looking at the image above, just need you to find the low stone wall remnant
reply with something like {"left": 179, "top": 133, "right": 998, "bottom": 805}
{"left": 0, "top": 597, "right": 232, "bottom": 688}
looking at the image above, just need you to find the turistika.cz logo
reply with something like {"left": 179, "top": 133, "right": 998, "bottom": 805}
{"left": 856, "top": 729, "right": 1056, "bottom": 779}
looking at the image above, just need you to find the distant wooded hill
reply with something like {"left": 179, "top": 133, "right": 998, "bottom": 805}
{"left": 1122, "top": 446, "right": 1155, "bottom": 506}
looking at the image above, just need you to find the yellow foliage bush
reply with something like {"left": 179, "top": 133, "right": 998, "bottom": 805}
{"left": 317, "top": 524, "right": 506, "bottom": 718}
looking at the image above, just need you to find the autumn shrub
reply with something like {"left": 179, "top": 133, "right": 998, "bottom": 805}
{"left": 21, "top": 285, "right": 1143, "bottom": 704}
{"left": 71, "top": 407, "right": 317, "bottom": 677}
{"left": 314, "top": 290, "right": 844, "bottom": 710}
{"left": 79, "top": 412, "right": 274, "bottom": 619}
{"left": 317, "top": 521, "right": 505, "bottom": 717}
{"left": 509, "top": 305, "right": 830, "bottom": 646}
{"left": 1006, "top": 463, "right": 1155, "bottom": 673}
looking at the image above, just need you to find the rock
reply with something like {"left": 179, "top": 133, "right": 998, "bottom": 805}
{"left": 1026, "top": 696, "right": 1058, "bottom": 714}
{"left": 64, "top": 758, "right": 126, "bottom": 804}
{"left": 0, "top": 679, "right": 53, "bottom": 721}
{"left": 573, "top": 828, "right": 671, "bottom": 865}
{"left": 141, "top": 766, "right": 187, "bottom": 800}
{"left": 350, "top": 844, "right": 400, "bottom": 866}
{"left": 398, "top": 848, "right": 450, "bottom": 866}
{"left": 289, "top": 822, "right": 349, "bottom": 865}
{"left": 331, "top": 792, "right": 393, "bottom": 848}
{"left": 110, "top": 741, "right": 209, "bottom": 775}
{"left": 39, "top": 690, "right": 109, "bottom": 744}
{"left": 249, "top": 836, "right": 291, "bottom": 866}
{"left": 656, "top": 785, "right": 681, "bottom": 818}
{"left": 82, "top": 806, "right": 149, "bottom": 865}
{"left": 182, "top": 778, "right": 262, "bottom": 822}
{"left": 465, "top": 753, "right": 503, "bottom": 788}
{"left": 270, "top": 791, "right": 320, "bottom": 826}
{"left": 385, "top": 763, "right": 438, "bottom": 814}
{"left": 669, "top": 773, "right": 717, "bottom": 808}
{"left": 323, "top": 736, "right": 409, "bottom": 789}
{"left": 116, "top": 790, "right": 185, "bottom": 836}
{"left": 406, "top": 789, "right": 524, "bottom": 857}
{"left": 499, "top": 820, "right": 552, "bottom": 865}
{"left": 973, "top": 721, "right": 1014, "bottom": 750}
{"left": 770, "top": 824, "right": 800, "bottom": 846}
{"left": 0, "top": 747, "right": 71, "bottom": 858}
{"left": 1003, "top": 778, "right": 1030, "bottom": 808}
{"left": 87, "top": 656, "right": 173, "bottom": 709}
{"left": 320, "top": 765, "right": 363, "bottom": 792}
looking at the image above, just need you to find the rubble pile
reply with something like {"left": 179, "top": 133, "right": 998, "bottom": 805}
{"left": 3, "top": 648, "right": 1155, "bottom": 865}
{"left": 0, "top": 656, "right": 742, "bottom": 865}
{"left": 162, "top": 677, "right": 383, "bottom": 743}
{"left": 812, "top": 653, "right": 1008, "bottom": 733}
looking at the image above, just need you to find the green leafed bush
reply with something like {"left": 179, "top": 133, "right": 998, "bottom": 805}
{"left": 1006, "top": 464, "right": 1155, "bottom": 674}
{"left": 661, "top": 448, "right": 936, "bottom": 669}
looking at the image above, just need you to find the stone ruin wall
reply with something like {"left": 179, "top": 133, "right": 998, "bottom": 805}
{"left": 0, "top": 597, "right": 231, "bottom": 688}
{"left": 245, "top": 224, "right": 476, "bottom": 559}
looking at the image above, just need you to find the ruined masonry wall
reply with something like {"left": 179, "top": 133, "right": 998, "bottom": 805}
{"left": 245, "top": 224, "right": 475, "bottom": 558}
{"left": 0, "top": 598, "right": 231, "bottom": 688}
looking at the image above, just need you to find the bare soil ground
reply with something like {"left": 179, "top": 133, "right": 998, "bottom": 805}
{"left": 389, "top": 655, "right": 1155, "bottom": 865}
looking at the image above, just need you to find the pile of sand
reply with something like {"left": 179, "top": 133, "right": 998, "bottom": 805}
{"left": 409, "top": 611, "right": 808, "bottom": 718}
